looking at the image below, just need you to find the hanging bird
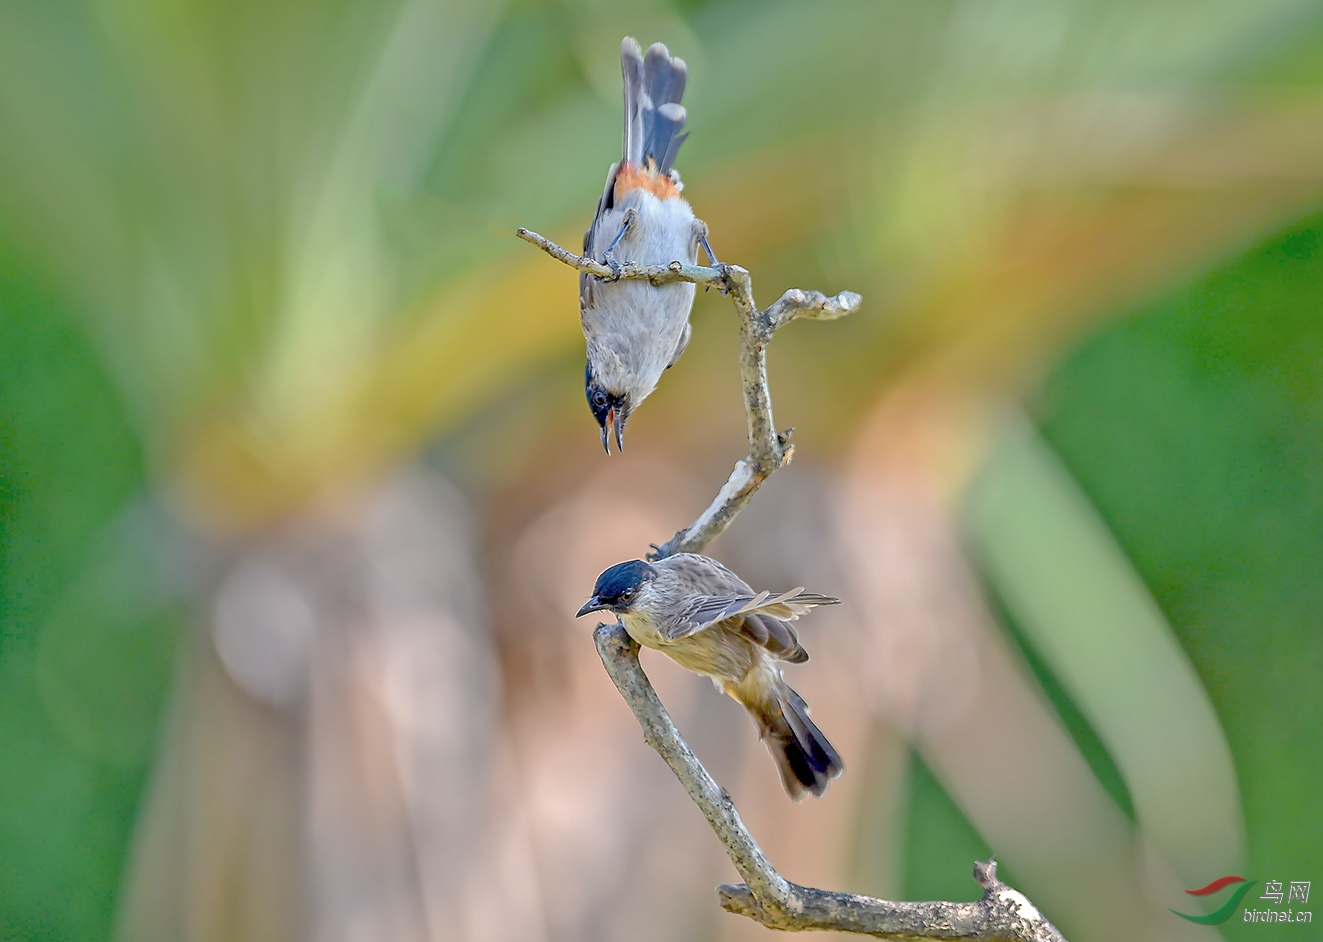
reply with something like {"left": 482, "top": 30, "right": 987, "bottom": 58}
{"left": 580, "top": 37, "right": 718, "bottom": 454}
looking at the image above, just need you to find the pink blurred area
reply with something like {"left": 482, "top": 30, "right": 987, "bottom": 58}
{"left": 119, "top": 387, "right": 1209, "bottom": 942}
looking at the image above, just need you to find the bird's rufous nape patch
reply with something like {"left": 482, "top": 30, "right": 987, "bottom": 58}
{"left": 615, "top": 160, "right": 680, "bottom": 200}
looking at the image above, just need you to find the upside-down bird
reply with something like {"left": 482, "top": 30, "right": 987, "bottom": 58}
{"left": 580, "top": 37, "right": 717, "bottom": 454}
{"left": 578, "top": 553, "right": 844, "bottom": 800}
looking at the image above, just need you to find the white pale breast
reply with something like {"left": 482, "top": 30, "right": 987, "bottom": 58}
{"left": 582, "top": 190, "right": 698, "bottom": 403}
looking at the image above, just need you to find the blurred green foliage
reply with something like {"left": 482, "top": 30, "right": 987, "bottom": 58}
{"left": 902, "top": 756, "right": 999, "bottom": 904}
{"left": 2, "top": 0, "right": 1323, "bottom": 937}
{"left": 1035, "top": 209, "right": 1323, "bottom": 936}
{"left": 0, "top": 241, "right": 163, "bottom": 941}
{"left": 991, "top": 594, "right": 1138, "bottom": 822}
{"left": 901, "top": 208, "right": 1323, "bottom": 935}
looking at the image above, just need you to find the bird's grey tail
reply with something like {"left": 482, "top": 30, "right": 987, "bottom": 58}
{"left": 621, "top": 37, "right": 689, "bottom": 174}
{"left": 754, "top": 683, "right": 844, "bottom": 801}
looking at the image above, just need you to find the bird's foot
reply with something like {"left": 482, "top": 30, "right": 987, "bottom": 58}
{"left": 600, "top": 251, "right": 624, "bottom": 283}
{"left": 596, "top": 207, "right": 637, "bottom": 283}
{"left": 699, "top": 229, "right": 720, "bottom": 266}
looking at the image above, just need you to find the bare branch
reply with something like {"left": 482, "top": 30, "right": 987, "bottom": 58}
{"left": 654, "top": 268, "right": 861, "bottom": 558}
{"left": 594, "top": 624, "right": 1068, "bottom": 942}
{"left": 764, "top": 287, "right": 865, "bottom": 330}
{"left": 523, "top": 223, "right": 1062, "bottom": 940}
{"left": 514, "top": 226, "right": 861, "bottom": 560}
{"left": 516, "top": 227, "right": 725, "bottom": 288}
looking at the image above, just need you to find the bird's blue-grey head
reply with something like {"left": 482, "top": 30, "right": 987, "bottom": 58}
{"left": 585, "top": 361, "right": 632, "bottom": 455}
{"left": 576, "top": 559, "right": 655, "bottom": 617}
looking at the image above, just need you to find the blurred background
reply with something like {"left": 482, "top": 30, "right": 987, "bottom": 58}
{"left": 2, "top": 0, "right": 1322, "bottom": 940}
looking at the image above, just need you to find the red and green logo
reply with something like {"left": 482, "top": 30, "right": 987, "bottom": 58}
{"left": 1172, "top": 876, "right": 1257, "bottom": 924}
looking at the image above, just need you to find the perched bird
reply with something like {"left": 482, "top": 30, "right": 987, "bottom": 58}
{"left": 577, "top": 553, "right": 844, "bottom": 800}
{"left": 580, "top": 37, "right": 717, "bottom": 454}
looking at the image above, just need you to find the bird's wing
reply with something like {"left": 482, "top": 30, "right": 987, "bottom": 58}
{"left": 659, "top": 587, "right": 839, "bottom": 642}
{"left": 666, "top": 320, "right": 691, "bottom": 370}
{"left": 580, "top": 162, "right": 621, "bottom": 317}
{"left": 657, "top": 552, "right": 750, "bottom": 590}
{"left": 737, "top": 612, "right": 808, "bottom": 664}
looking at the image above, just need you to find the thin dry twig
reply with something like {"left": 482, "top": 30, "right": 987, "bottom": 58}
{"left": 517, "top": 227, "right": 725, "bottom": 288}
{"left": 521, "top": 224, "right": 1065, "bottom": 940}
{"left": 515, "top": 226, "right": 861, "bottom": 558}
{"left": 594, "top": 623, "right": 1068, "bottom": 941}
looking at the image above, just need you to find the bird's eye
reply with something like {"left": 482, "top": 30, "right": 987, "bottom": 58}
{"left": 592, "top": 389, "right": 608, "bottom": 408}
{"left": 620, "top": 588, "right": 634, "bottom": 601}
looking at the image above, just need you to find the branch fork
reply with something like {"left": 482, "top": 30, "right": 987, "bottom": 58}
{"left": 516, "top": 225, "right": 860, "bottom": 559}
{"left": 593, "top": 624, "right": 1067, "bottom": 941}
{"left": 519, "top": 225, "right": 1065, "bottom": 940}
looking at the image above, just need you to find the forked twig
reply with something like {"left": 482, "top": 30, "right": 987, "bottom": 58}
{"left": 520, "top": 226, "right": 1066, "bottom": 940}
{"left": 516, "top": 226, "right": 860, "bottom": 558}
{"left": 593, "top": 624, "right": 1067, "bottom": 941}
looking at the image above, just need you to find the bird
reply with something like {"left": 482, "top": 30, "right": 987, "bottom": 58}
{"left": 580, "top": 37, "right": 717, "bottom": 454}
{"left": 577, "top": 553, "right": 844, "bottom": 800}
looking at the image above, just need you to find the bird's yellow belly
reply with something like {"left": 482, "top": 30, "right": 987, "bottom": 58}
{"left": 618, "top": 613, "right": 756, "bottom": 685}
{"left": 618, "top": 611, "right": 668, "bottom": 648}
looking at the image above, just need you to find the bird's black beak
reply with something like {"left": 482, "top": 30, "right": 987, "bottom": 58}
{"left": 613, "top": 406, "right": 627, "bottom": 453}
{"left": 576, "top": 597, "right": 607, "bottom": 618}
